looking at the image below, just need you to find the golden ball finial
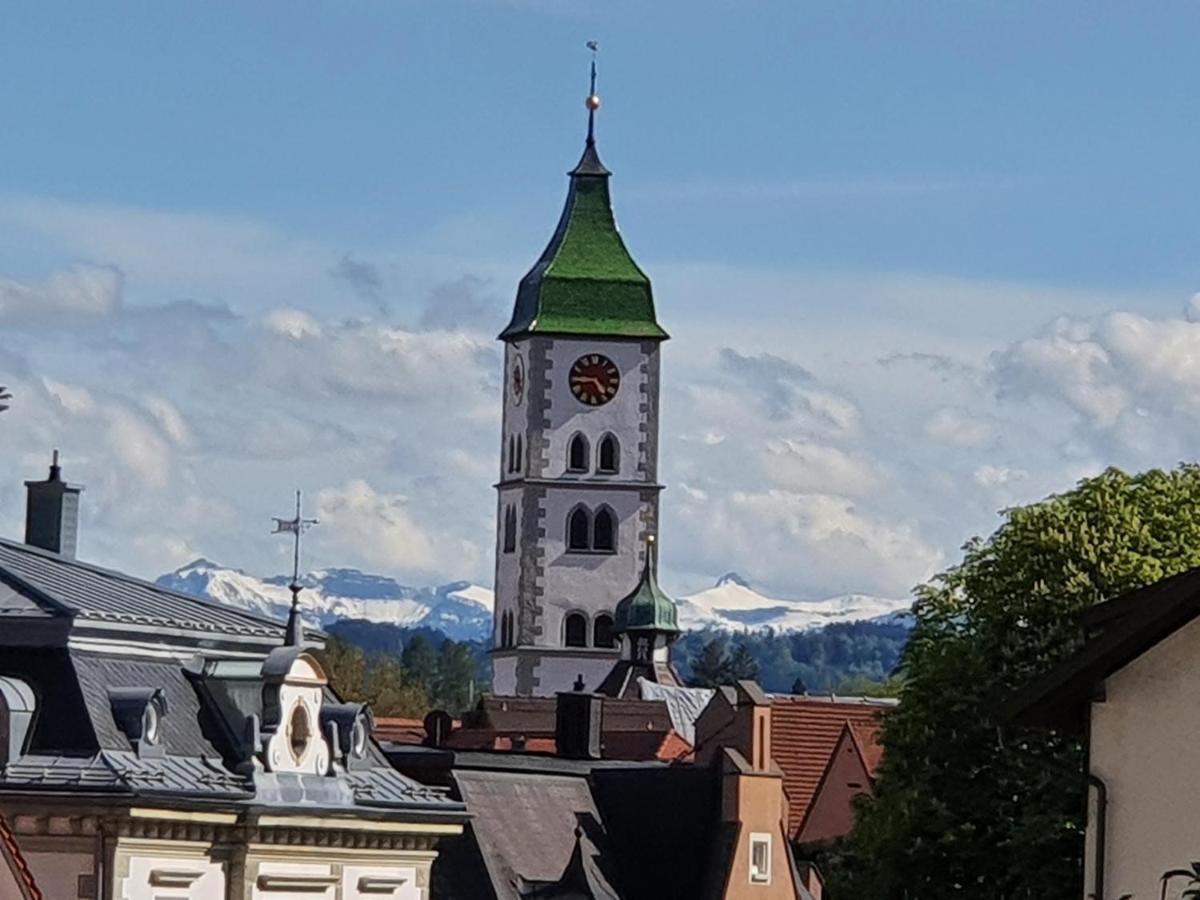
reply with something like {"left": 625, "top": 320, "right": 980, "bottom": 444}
{"left": 586, "top": 94, "right": 601, "bottom": 111}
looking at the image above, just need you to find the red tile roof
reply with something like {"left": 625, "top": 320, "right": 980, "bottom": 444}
{"left": 0, "top": 815, "right": 41, "bottom": 900}
{"left": 374, "top": 716, "right": 462, "bottom": 746}
{"left": 769, "top": 696, "right": 893, "bottom": 839}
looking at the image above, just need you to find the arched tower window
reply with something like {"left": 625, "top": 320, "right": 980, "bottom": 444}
{"left": 564, "top": 612, "right": 588, "bottom": 648}
{"left": 515, "top": 435, "right": 523, "bottom": 473}
{"left": 567, "top": 507, "right": 591, "bottom": 551}
{"left": 593, "top": 613, "right": 615, "bottom": 649}
{"left": 597, "top": 434, "right": 619, "bottom": 474}
{"left": 592, "top": 507, "right": 617, "bottom": 553}
{"left": 503, "top": 505, "right": 517, "bottom": 553}
{"left": 567, "top": 433, "right": 589, "bottom": 473}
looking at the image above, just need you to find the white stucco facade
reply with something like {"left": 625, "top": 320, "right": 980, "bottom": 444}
{"left": 1084, "top": 614, "right": 1200, "bottom": 900}
{"left": 492, "top": 335, "right": 663, "bottom": 696}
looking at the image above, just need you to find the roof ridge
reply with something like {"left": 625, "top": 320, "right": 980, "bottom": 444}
{"left": 0, "top": 536, "right": 287, "bottom": 632}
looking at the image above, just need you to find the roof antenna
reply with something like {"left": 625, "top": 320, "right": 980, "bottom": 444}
{"left": 585, "top": 40, "right": 600, "bottom": 146}
{"left": 273, "top": 490, "right": 318, "bottom": 647}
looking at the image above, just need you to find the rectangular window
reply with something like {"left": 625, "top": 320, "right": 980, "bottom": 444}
{"left": 749, "top": 833, "right": 771, "bottom": 884}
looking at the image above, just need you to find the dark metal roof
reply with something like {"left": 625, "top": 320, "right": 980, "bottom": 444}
{"left": 0, "top": 537, "right": 286, "bottom": 640}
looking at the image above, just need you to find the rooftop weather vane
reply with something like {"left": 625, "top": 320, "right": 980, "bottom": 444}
{"left": 273, "top": 490, "right": 318, "bottom": 646}
{"left": 586, "top": 40, "right": 600, "bottom": 144}
{"left": 0, "top": 385, "right": 11, "bottom": 414}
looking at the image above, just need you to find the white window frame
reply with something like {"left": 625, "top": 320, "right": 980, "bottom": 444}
{"left": 749, "top": 832, "right": 772, "bottom": 885}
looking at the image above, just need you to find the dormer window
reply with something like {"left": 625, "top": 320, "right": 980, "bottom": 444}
{"left": 288, "top": 703, "right": 312, "bottom": 762}
{"left": 749, "top": 833, "right": 771, "bottom": 884}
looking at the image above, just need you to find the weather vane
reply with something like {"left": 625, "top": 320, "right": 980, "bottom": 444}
{"left": 273, "top": 490, "right": 318, "bottom": 646}
{"left": 585, "top": 40, "right": 600, "bottom": 144}
{"left": 0, "top": 385, "right": 12, "bottom": 414}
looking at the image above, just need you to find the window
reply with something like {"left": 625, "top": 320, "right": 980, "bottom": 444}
{"left": 567, "top": 433, "right": 589, "bottom": 472}
{"left": 592, "top": 507, "right": 616, "bottom": 552}
{"left": 507, "top": 435, "right": 515, "bottom": 473}
{"left": 503, "top": 505, "right": 517, "bottom": 553}
{"left": 515, "top": 435, "right": 523, "bottom": 473}
{"left": 499, "top": 610, "right": 515, "bottom": 648}
{"left": 567, "top": 507, "right": 591, "bottom": 550}
{"left": 597, "top": 434, "right": 619, "bottom": 473}
{"left": 564, "top": 612, "right": 588, "bottom": 647}
{"left": 593, "top": 613, "right": 615, "bottom": 649}
{"left": 288, "top": 703, "right": 312, "bottom": 762}
{"left": 749, "top": 833, "right": 771, "bottom": 885}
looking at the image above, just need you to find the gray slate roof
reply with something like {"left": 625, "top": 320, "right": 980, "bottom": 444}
{"left": 0, "top": 537, "right": 285, "bottom": 640}
{"left": 2, "top": 752, "right": 249, "bottom": 798}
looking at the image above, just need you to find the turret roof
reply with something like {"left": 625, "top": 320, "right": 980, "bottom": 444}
{"left": 613, "top": 540, "right": 680, "bottom": 635}
{"left": 500, "top": 135, "right": 667, "bottom": 341}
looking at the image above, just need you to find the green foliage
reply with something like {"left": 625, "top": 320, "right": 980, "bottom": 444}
{"left": 318, "top": 626, "right": 488, "bottom": 719}
{"left": 827, "top": 465, "right": 1200, "bottom": 900}
{"left": 673, "top": 621, "right": 910, "bottom": 693}
{"left": 685, "top": 636, "right": 762, "bottom": 687}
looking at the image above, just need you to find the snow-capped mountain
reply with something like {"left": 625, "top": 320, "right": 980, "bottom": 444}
{"left": 156, "top": 560, "right": 908, "bottom": 643}
{"left": 156, "top": 559, "right": 494, "bottom": 642}
{"left": 677, "top": 572, "right": 909, "bottom": 632}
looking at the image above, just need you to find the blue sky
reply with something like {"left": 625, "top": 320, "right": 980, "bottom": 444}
{"left": 3, "top": 3, "right": 1200, "bottom": 599}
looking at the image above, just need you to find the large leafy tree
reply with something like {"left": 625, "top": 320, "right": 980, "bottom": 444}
{"left": 825, "top": 465, "right": 1200, "bottom": 899}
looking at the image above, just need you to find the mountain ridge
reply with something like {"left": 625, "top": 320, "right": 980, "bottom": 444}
{"left": 156, "top": 559, "right": 910, "bottom": 642}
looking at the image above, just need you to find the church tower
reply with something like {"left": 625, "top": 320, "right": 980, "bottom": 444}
{"left": 491, "top": 64, "right": 669, "bottom": 697}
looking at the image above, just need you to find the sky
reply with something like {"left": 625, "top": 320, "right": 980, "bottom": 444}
{"left": 4, "top": 2, "right": 1200, "bottom": 599}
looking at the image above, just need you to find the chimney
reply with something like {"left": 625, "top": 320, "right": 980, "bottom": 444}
{"left": 556, "top": 681, "right": 602, "bottom": 760}
{"left": 25, "top": 450, "right": 83, "bottom": 558}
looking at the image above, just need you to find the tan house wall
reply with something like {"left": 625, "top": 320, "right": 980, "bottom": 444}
{"left": 720, "top": 770, "right": 797, "bottom": 900}
{"left": 1087, "top": 613, "right": 1200, "bottom": 900}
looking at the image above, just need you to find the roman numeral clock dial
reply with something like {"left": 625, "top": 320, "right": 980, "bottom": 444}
{"left": 569, "top": 354, "right": 620, "bottom": 406}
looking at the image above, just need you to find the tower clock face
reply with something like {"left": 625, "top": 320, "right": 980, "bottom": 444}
{"left": 510, "top": 355, "right": 525, "bottom": 406}
{"left": 569, "top": 354, "right": 620, "bottom": 406}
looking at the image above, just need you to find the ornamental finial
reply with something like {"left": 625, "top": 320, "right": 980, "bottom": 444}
{"left": 585, "top": 41, "right": 600, "bottom": 145}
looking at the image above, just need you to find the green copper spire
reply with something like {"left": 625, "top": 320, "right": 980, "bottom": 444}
{"left": 499, "top": 54, "right": 668, "bottom": 341}
{"left": 613, "top": 536, "right": 680, "bottom": 635}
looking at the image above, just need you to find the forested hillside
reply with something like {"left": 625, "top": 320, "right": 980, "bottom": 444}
{"left": 320, "top": 617, "right": 910, "bottom": 717}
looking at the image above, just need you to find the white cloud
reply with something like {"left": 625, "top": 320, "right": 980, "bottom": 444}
{"left": 762, "top": 439, "right": 880, "bottom": 497}
{"left": 0, "top": 265, "right": 122, "bottom": 321}
{"left": 925, "top": 407, "right": 994, "bottom": 449}
{"left": 674, "top": 488, "right": 943, "bottom": 598}
{"left": 315, "top": 479, "right": 485, "bottom": 582}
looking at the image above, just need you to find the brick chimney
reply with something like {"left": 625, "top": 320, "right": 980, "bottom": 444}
{"left": 25, "top": 450, "right": 83, "bottom": 558}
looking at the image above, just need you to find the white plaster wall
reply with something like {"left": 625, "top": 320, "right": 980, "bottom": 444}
{"left": 532, "top": 653, "right": 617, "bottom": 696}
{"left": 542, "top": 338, "right": 655, "bottom": 481}
{"left": 492, "top": 657, "right": 517, "bottom": 696}
{"left": 253, "top": 861, "right": 336, "bottom": 899}
{"left": 341, "top": 863, "right": 420, "bottom": 900}
{"left": 121, "top": 852, "right": 225, "bottom": 900}
{"left": 539, "top": 488, "right": 644, "bottom": 647}
{"left": 1087, "top": 614, "right": 1200, "bottom": 900}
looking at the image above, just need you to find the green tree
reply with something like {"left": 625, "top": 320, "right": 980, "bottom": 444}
{"left": 827, "top": 465, "right": 1200, "bottom": 899}
{"left": 726, "top": 642, "right": 760, "bottom": 682}
{"left": 319, "top": 636, "right": 368, "bottom": 701}
{"left": 434, "top": 639, "right": 479, "bottom": 714}
{"left": 400, "top": 634, "right": 438, "bottom": 693}
{"left": 689, "top": 636, "right": 729, "bottom": 687}
{"left": 367, "top": 655, "right": 430, "bottom": 718}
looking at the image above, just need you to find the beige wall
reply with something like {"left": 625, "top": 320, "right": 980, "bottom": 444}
{"left": 1087, "top": 614, "right": 1200, "bottom": 900}
{"left": 720, "top": 770, "right": 797, "bottom": 900}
